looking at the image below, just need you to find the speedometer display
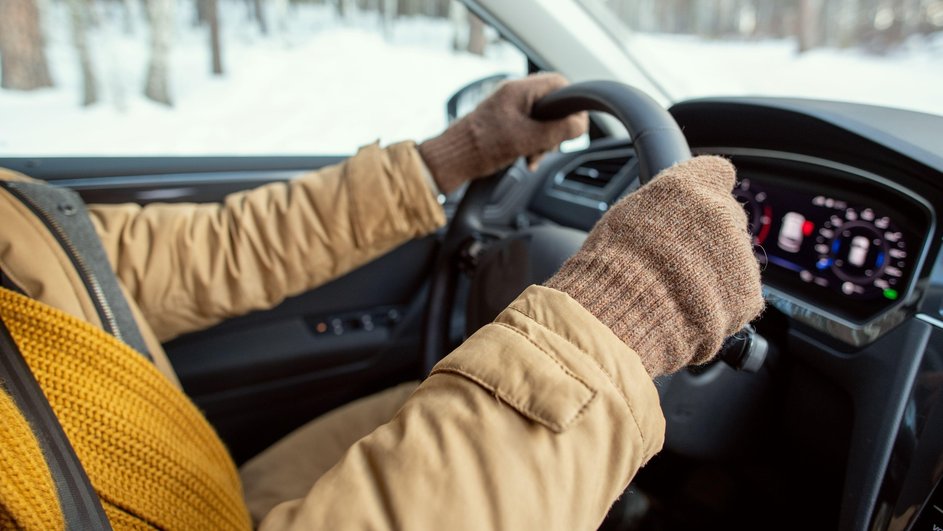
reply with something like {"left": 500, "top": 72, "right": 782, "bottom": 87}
{"left": 816, "top": 207, "right": 906, "bottom": 299}
{"left": 734, "top": 166, "right": 929, "bottom": 323}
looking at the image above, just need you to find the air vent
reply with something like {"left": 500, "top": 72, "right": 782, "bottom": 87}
{"left": 553, "top": 149, "right": 635, "bottom": 201}
{"left": 562, "top": 157, "right": 627, "bottom": 188}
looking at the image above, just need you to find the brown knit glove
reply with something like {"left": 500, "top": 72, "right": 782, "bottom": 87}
{"left": 545, "top": 156, "right": 765, "bottom": 377}
{"left": 419, "top": 73, "right": 588, "bottom": 194}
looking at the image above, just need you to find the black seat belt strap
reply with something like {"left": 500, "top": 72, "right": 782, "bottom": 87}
{"left": 0, "top": 315, "right": 112, "bottom": 530}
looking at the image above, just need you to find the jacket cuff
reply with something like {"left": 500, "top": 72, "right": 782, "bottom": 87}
{"left": 345, "top": 141, "right": 446, "bottom": 248}
{"left": 380, "top": 141, "right": 447, "bottom": 236}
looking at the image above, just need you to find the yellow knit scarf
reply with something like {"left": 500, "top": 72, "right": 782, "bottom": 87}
{"left": 0, "top": 287, "right": 250, "bottom": 530}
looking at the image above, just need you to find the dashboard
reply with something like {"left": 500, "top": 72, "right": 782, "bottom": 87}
{"left": 734, "top": 160, "right": 930, "bottom": 322}
{"left": 532, "top": 144, "right": 936, "bottom": 346}
{"left": 527, "top": 97, "right": 943, "bottom": 531}
{"left": 721, "top": 151, "right": 934, "bottom": 336}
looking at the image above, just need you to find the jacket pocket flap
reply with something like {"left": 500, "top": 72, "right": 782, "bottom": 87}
{"left": 430, "top": 322, "right": 597, "bottom": 433}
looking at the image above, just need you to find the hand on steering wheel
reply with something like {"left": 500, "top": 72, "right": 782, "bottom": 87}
{"left": 421, "top": 79, "right": 764, "bottom": 377}
{"left": 546, "top": 156, "right": 765, "bottom": 377}
{"left": 419, "top": 73, "right": 588, "bottom": 194}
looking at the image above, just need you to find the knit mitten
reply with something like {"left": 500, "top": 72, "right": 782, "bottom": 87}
{"left": 419, "top": 72, "right": 588, "bottom": 194}
{"left": 545, "top": 156, "right": 765, "bottom": 377}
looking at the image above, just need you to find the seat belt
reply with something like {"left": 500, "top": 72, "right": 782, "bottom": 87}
{"left": 0, "top": 314, "right": 112, "bottom": 530}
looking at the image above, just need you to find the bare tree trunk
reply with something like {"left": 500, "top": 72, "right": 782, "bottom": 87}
{"left": 340, "top": 0, "right": 357, "bottom": 18}
{"left": 208, "top": 0, "right": 223, "bottom": 74}
{"left": 119, "top": 0, "right": 136, "bottom": 33}
{"left": 0, "top": 0, "right": 54, "bottom": 90}
{"left": 830, "top": 0, "right": 855, "bottom": 46}
{"left": 640, "top": 0, "right": 657, "bottom": 31}
{"left": 397, "top": 0, "right": 419, "bottom": 16}
{"left": 691, "top": 0, "right": 713, "bottom": 36}
{"left": 144, "top": 0, "right": 173, "bottom": 105}
{"left": 901, "top": 0, "right": 921, "bottom": 37}
{"left": 380, "top": 0, "right": 397, "bottom": 39}
{"left": 253, "top": 0, "right": 269, "bottom": 34}
{"left": 195, "top": 0, "right": 209, "bottom": 26}
{"left": 450, "top": 1, "right": 465, "bottom": 49}
{"left": 336, "top": 0, "right": 348, "bottom": 17}
{"left": 709, "top": 0, "right": 725, "bottom": 36}
{"left": 798, "top": 0, "right": 823, "bottom": 52}
{"left": 67, "top": 0, "right": 98, "bottom": 105}
{"left": 854, "top": 0, "right": 881, "bottom": 46}
{"left": 752, "top": 0, "right": 776, "bottom": 38}
{"left": 467, "top": 12, "right": 485, "bottom": 55}
{"left": 272, "top": 0, "right": 289, "bottom": 33}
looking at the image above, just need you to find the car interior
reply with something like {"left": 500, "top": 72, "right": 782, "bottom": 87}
{"left": 2, "top": 1, "right": 942, "bottom": 530}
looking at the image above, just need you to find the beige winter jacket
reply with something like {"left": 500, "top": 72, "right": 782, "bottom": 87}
{"left": 0, "top": 141, "right": 664, "bottom": 529}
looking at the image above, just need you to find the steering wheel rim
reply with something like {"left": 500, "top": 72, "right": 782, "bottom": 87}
{"left": 421, "top": 80, "right": 692, "bottom": 374}
{"left": 532, "top": 80, "right": 690, "bottom": 184}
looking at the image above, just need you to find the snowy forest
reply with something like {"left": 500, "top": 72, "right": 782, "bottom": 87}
{"left": 2, "top": 0, "right": 940, "bottom": 106}
{"left": 0, "top": 0, "right": 497, "bottom": 105}
{"left": 0, "top": 0, "right": 940, "bottom": 155}
{"left": 605, "top": 0, "right": 943, "bottom": 52}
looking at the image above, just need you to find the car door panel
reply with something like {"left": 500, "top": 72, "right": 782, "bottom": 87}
{"left": 2, "top": 156, "right": 437, "bottom": 463}
{"left": 165, "top": 236, "right": 436, "bottom": 463}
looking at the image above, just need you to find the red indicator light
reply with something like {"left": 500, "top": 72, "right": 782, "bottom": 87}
{"left": 802, "top": 220, "right": 815, "bottom": 237}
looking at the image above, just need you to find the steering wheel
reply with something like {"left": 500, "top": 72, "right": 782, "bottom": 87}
{"left": 420, "top": 80, "right": 692, "bottom": 373}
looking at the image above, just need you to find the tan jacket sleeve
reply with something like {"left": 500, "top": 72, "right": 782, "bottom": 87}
{"left": 87, "top": 141, "right": 445, "bottom": 342}
{"left": 260, "top": 285, "right": 666, "bottom": 531}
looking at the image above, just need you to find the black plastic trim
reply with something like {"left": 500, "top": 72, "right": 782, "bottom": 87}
{"left": 0, "top": 155, "right": 347, "bottom": 180}
{"left": 789, "top": 320, "right": 932, "bottom": 531}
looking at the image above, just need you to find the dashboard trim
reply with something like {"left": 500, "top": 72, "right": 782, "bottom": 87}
{"left": 916, "top": 313, "right": 943, "bottom": 330}
{"left": 694, "top": 147, "right": 937, "bottom": 347}
{"left": 547, "top": 147, "right": 637, "bottom": 212}
{"left": 50, "top": 170, "right": 299, "bottom": 190}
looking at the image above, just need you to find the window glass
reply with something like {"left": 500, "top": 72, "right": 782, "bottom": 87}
{"left": 580, "top": 0, "right": 943, "bottom": 117}
{"left": 0, "top": 0, "right": 527, "bottom": 155}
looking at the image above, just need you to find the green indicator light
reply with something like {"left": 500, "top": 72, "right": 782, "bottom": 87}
{"left": 884, "top": 288, "right": 899, "bottom": 300}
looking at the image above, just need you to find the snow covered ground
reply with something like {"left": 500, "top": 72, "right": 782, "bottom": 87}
{"left": 1, "top": 2, "right": 940, "bottom": 156}
{"left": 0, "top": 2, "right": 526, "bottom": 155}
{"left": 627, "top": 32, "right": 943, "bottom": 115}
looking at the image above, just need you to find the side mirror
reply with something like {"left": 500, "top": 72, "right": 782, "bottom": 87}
{"left": 446, "top": 73, "right": 511, "bottom": 124}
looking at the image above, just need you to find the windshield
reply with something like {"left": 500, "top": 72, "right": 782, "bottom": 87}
{"left": 579, "top": 0, "right": 943, "bottom": 117}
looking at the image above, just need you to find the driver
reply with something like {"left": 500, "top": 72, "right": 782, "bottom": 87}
{"left": 0, "top": 73, "right": 763, "bottom": 529}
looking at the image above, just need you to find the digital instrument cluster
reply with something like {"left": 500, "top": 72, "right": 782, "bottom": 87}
{"left": 733, "top": 172, "right": 928, "bottom": 322}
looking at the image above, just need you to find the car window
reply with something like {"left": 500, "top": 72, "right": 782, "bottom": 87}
{"left": 0, "top": 0, "right": 527, "bottom": 156}
{"left": 579, "top": 0, "right": 943, "bottom": 117}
